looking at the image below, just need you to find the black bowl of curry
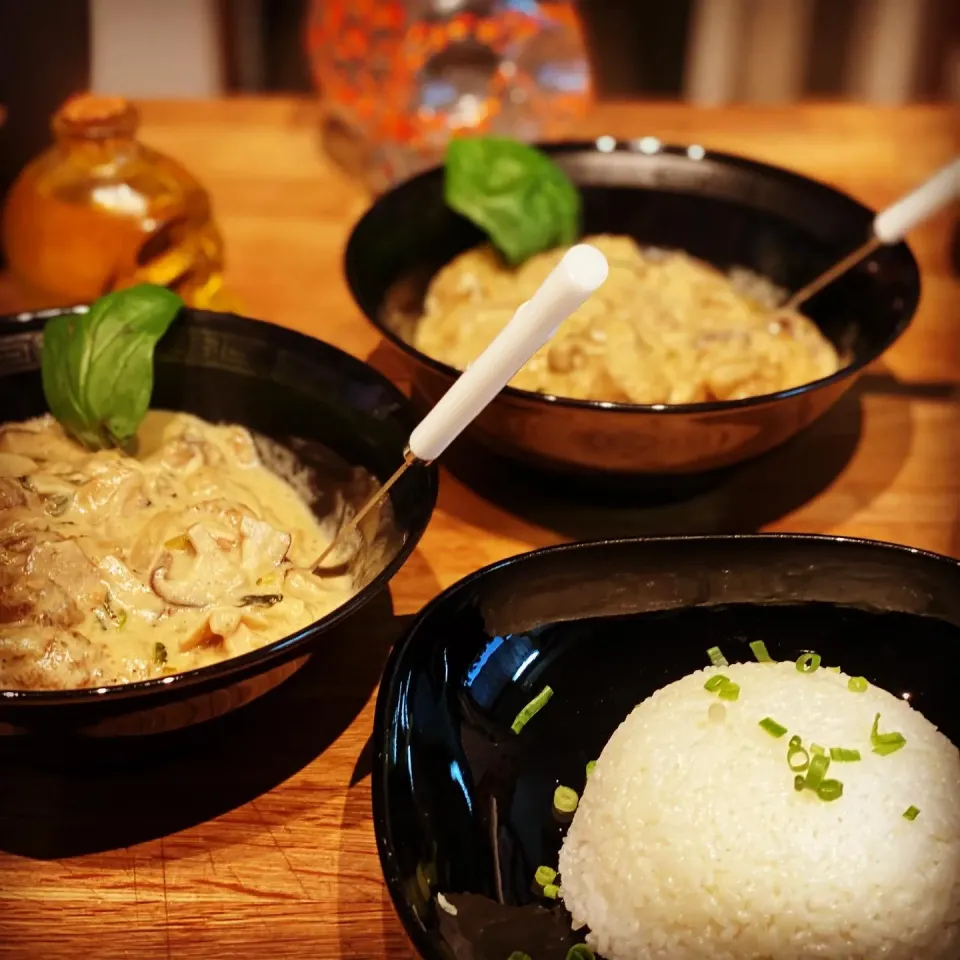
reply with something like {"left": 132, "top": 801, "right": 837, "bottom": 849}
{"left": 0, "top": 306, "right": 437, "bottom": 735}
{"left": 346, "top": 140, "right": 920, "bottom": 479}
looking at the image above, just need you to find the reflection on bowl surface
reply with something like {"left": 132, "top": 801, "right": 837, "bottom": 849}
{"left": 373, "top": 535, "right": 960, "bottom": 960}
{"left": 0, "top": 307, "right": 437, "bottom": 735}
{"left": 346, "top": 142, "right": 919, "bottom": 477}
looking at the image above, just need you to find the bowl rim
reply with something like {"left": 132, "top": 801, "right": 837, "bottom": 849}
{"left": 371, "top": 532, "right": 960, "bottom": 959}
{"left": 0, "top": 306, "right": 439, "bottom": 706}
{"left": 346, "top": 140, "right": 921, "bottom": 416}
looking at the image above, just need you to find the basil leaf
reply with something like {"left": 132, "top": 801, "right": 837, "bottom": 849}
{"left": 444, "top": 137, "right": 581, "bottom": 266}
{"left": 41, "top": 284, "right": 183, "bottom": 450}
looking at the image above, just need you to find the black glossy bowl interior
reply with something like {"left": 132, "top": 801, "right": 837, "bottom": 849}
{"left": 347, "top": 142, "right": 920, "bottom": 479}
{"left": 373, "top": 535, "right": 960, "bottom": 960}
{"left": 0, "top": 307, "right": 437, "bottom": 736}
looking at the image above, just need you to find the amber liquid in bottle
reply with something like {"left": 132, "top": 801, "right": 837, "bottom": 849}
{"left": 2, "top": 94, "right": 225, "bottom": 308}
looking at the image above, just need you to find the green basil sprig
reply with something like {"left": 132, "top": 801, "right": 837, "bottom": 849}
{"left": 41, "top": 283, "right": 183, "bottom": 451}
{"left": 444, "top": 136, "right": 581, "bottom": 266}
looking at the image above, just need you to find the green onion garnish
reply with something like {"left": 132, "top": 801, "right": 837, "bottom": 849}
{"left": 787, "top": 738, "right": 810, "bottom": 772}
{"left": 805, "top": 753, "right": 831, "bottom": 789}
{"left": 810, "top": 743, "right": 825, "bottom": 756}
{"left": 542, "top": 883, "right": 560, "bottom": 900}
{"left": 903, "top": 806, "right": 920, "bottom": 821}
{"left": 817, "top": 779, "right": 844, "bottom": 802}
{"left": 749, "top": 640, "right": 773, "bottom": 662}
{"left": 566, "top": 947, "right": 596, "bottom": 960}
{"left": 848, "top": 676, "right": 869, "bottom": 693}
{"left": 508, "top": 954, "right": 532, "bottom": 960}
{"left": 553, "top": 786, "right": 579, "bottom": 815}
{"left": 759, "top": 717, "right": 788, "bottom": 738}
{"left": 829, "top": 747, "right": 861, "bottom": 762}
{"left": 585, "top": 760, "right": 596, "bottom": 779}
{"left": 707, "top": 646, "right": 729, "bottom": 667}
{"left": 794, "top": 774, "right": 806, "bottom": 792}
{"left": 827, "top": 665, "right": 842, "bottom": 673}
{"left": 704, "top": 675, "right": 729, "bottom": 692}
{"left": 511, "top": 685, "right": 554, "bottom": 734}
{"left": 717, "top": 681, "right": 740, "bottom": 701}
{"left": 871, "top": 713, "right": 906, "bottom": 756}
{"left": 534, "top": 865, "right": 557, "bottom": 887}
{"left": 796, "top": 652, "right": 821, "bottom": 673}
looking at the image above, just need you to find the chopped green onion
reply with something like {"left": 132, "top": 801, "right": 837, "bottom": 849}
{"left": 787, "top": 741, "right": 810, "bottom": 772}
{"left": 870, "top": 713, "right": 906, "bottom": 756}
{"left": 542, "top": 883, "right": 560, "bottom": 900}
{"left": 827, "top": 665, "right": 842, "bottom": 674}
{"left": 810, "top": 743, "right": 825, "bottom": 756}
{"left": 704, "top": 675, "right": 729, "bottom": 692}
{"left": 829, "top": 747, "right": 862, "bottom": 762}
{"left": 903, "top": 806, "right": 920, "bottom": 821}
{"left": 749, "top": 640, "right": 773, "bottom": 662}
{"left": 153, "top": 641, "right": 168, "bottom": 666}
{"left": 817, "top": 779, "right": 844, "bottom": 802}
{"left": 848, "top": 676, "right": 869, "bottom": 693}
{"left": 707, "top": 646, "right": 729, "bottom": 667}
{"left": 585, "top": 760, "right": 596, "bottom": 779}
{"left": 794, "top": 774, "right": 806, "bottom": 792}
{"left": 534, "top": 865, "right": 557, "bottom": 887}
{"left": 554, "top": 786, "right": 579, "bottom": 815}
{"left": 508, "top": 953, "right": 532, "bottom": 960}
{"left": 718, "top": 681, "right": 740, "bottom": 701}
{"left": 805, "top": 753, "right": 831, "bottom": 790}
{"left": 566, "top": 947, "right": 596, "bottom": 960}
{"left": 796, "top": 652, "right": 821, "bottom": 673}
{"left": 759, "top": 717, "right": 788, "bottom": 738}
{"left": 511, "top": 685, "right": 554, "bottom": 734}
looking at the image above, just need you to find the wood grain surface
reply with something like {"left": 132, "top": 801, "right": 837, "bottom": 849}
{"left": 0, "top": 99, "right": 958, "bottom": 959}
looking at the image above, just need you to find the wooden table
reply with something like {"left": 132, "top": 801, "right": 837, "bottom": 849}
{"left": 1, "top": 99, "right": 958, "bottom": 959}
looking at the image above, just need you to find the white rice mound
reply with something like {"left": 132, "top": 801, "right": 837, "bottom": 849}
{"left": 558, "top": 661, "right": 960, "bottom": 960}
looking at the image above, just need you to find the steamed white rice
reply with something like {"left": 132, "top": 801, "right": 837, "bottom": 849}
{"left": 558, "top": 661, "right": 960, "bottom": 960}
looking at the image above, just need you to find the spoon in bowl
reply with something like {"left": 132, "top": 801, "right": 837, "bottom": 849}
{"left": 313, "top": 243, "right": 610, "bottom": 572}
{"left": 780, "top": 158, "right": 959, "bottom": 313}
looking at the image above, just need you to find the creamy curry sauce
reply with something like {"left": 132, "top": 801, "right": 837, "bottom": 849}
{"left": 412, "top": 236, "right": 841, "bottom": 405}
{"left": 0, "top": 411, "right": 354, "bottom": 690}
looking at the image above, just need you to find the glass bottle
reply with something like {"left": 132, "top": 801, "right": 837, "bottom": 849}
{"left": 2, "top": 94, "right": 225, "bottom": 308}
{"left": 306, "top": 0, "right": 592, "bottom": 191}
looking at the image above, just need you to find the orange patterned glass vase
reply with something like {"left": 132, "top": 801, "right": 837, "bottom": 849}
{"left": 307, "top": 0, "right": 592, "bottom": 191}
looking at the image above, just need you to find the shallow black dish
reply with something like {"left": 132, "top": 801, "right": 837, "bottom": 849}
{"left": 373, "top": 534, "right": 960, "bottom": 960}
{"left": 0, "top": 307, "right": 437, "bottom": 736}
{"left": 346, "top": 141, "right": 920, "bottom": 479}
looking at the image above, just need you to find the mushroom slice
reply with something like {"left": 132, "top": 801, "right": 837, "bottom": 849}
{"left": 150, "top": 524, "right": 247, "bottom": 608}
{"left": 0, "top": 453, "right": 38, "bottom": 478}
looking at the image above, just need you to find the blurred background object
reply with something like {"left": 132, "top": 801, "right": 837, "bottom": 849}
{"left": 306, "top": 0, "right": 592, "bottom": 189}
{"left": 89, "top": 0, "right": 960, "bottom": 103}
{"left": 1, "top": 93, "right": 225, "bottom": 309}
{"left": 0, "top": 1, "right": 956, "bottom": 272}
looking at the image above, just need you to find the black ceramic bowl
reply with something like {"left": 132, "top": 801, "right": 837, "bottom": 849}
{"left": 0, "top": 306, "right": 437, "bottom": 736}
{"left": 373, "top": 534, "right": 960, "bottom": 960}
{"left": 346, "top": 141, "right": 920, "bottom": 479}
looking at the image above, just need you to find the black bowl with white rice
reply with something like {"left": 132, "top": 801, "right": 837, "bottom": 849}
{"left": 373, "top": 534, "right": 960, "bottom": 960}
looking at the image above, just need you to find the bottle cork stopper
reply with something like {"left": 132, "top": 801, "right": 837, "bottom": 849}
{"left": 54, "top": 93, "right": 138, "bottom": 137}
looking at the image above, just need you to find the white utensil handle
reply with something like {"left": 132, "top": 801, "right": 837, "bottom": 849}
{"left": 872, "top": 158, "right": 960, "bottom": 244}
{"left": 407, "top": 244, "right": 609, "bottom": 463}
